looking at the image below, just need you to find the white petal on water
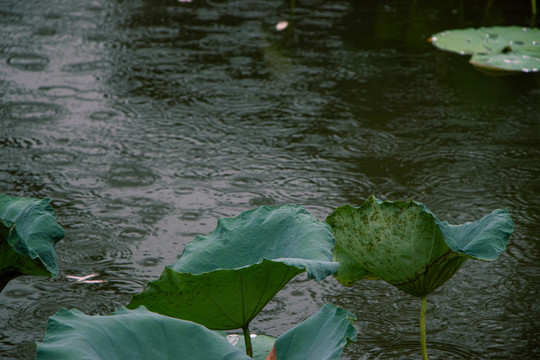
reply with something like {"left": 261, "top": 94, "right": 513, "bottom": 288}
{"left": 276, "top": 21, "right": 288, "bottom": 31}
{"left": 66, "top": 274, "right": 107, "bottom": 283}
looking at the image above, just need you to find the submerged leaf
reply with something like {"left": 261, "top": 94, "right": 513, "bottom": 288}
{"left": 0, "top": 194, "right": 65, "bottom": 291}
{"left": 327, "top": 195, "right": 513, "bottom": 297}
{"left": 36, "top": 306, "right": 252, "bottom": 360}
{"left": 129, "top": 205, "right": 338, "bottom": 330}
{"left": 430, "top": 26, "right": 540, "bottom": 74}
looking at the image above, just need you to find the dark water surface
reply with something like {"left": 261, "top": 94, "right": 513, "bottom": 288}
{"left": 1, "top": 0, "right": 539, "bottom": 359}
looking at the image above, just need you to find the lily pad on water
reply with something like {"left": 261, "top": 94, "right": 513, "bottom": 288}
{"left": 327, "top": 195, "right": 513, "bottom": 297}
{"left": 128, "top": 205, "right": 338, "bottom": 330}
{"left": 0, "top": 194, "right": 65, "bottom": 292}
{"left": 430, "top": 26, "right": 540, "bottom": 74}
{"left": 470, "top": 52, "right": 540, "bottom": 74}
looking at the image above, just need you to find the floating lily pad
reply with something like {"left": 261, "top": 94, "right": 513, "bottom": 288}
{"left": 327, "top": 195, "right": 513, "bottom": 297}
{"left": 430, "top": 26, "right": 540, "bottom": 74}
{"left": 128, "top": 205, "right": 338, "bottom": 330}
{"left": 470, "top": 52, "right": 540, "bottom": 74}
{"left": 0, "top": 194, "right": 65, "bottom": 292}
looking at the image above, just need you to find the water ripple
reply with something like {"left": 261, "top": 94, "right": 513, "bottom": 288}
{"left": 107, "top": 163, "right": 159, "bottom": 188}
{"left": 137, "top": 257, "right": 163, "bottom": 267}
{"left": 60, "top": 233, "right": 133, "bottom": 267}
{"left": 89, "top": 110, "right": 121, "bottom": 120}
{"left": 61, "top": 59, "right": 112, "bottom": 73}
{"left": 7, "top": 291, "right": 118, "bottom": 332}
{"left": 7, "top": 53, "right": 49, "bottom": 71}
{"left": 355, "top": 340, "right": 483, "bottom": 360}
{"left": 31, "top": 149, "right": 77, "bottom": 166}
{"left": 1, "top": 101, "right": 67, "bottom": 122}
{"left": 1, "top": 1, "right": 538, "bottom": 359}
{"left": 38, "top": 85, "right": 78, "bottom": 98}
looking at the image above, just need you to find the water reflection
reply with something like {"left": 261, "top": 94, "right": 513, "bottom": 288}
{"left": 1, "top": 0, "right": 539, "bottom": 359}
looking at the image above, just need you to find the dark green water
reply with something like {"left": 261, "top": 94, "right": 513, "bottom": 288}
{"left": 1, "top": 0, "right": 539, "bottom": 359}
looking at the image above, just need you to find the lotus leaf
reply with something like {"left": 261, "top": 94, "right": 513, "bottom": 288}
{"left": 470, "top": 53, "right": 540, "bottom": 74}
{"left": 230, "top": 304, "right": 356, "bottom": 360}
{"left": 129, "top": 205, "right": 338, "bottom": 331}
{"left": 430, "top": 26, "right": 540, "bottom": 73}
{"left": 327, "top": 195, "right": 513, "bottom": 360}
{"left": 274, "top": 303, "right": 356, "bottom": 360}
{"left": 0, "top": 194, "right": 65, "bottom": 292}
{"left": 37, "top": 304, "right": 356, "bottom": 360}
{"left": 433, "top": 208, "right": 513, "bottom": 261}
{"left": 36, "top": 306, "right": 252, "bottom": 360}
{"left": 128, "top": 259, "right": 305, "bottom": 329}
{"left": 327, "top": 195, "right": 513, "bottom": 297}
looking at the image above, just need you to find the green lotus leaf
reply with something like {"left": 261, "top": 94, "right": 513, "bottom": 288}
{"left": 430, "top": 26, "right": 540, "bottom": 55}
{"left": 36, "top": 304, "right": 356, "bottom": 360}
{"left": 36, "top": 306, "right": 252, "bottom": 360}
{"left": 0, "top": 194, "right": 65, "bottom": 292}
{"left": 228, "top": 304, "right": 356, "bottom": 360}
{"left": 327, "top": 195, "right": 513, "bottom": 297}
{"left": 430, "top": 26, "right": 540, "bottom": 73}
{"left": 433, "top": 208, "right": 513, "bottom": 261}
{"left": 469, "top": 53, "right": 540, "bottom": 74}
{"left": 128, "top": 259, "right": 305, "bottom": 329}
{"left": 274, "top": 303, "right": 356, "bottom": 360}
{"left": 129, "top": 205, "right": 338, "bottom": 330}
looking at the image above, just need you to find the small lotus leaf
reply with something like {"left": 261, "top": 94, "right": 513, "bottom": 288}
{"left": 36, "top": 306, "right": 252, "bottom": 360}
{"left": 274, "top": 304, "right": 357, "bottom": 360}
{"left": 327, "top": 195, "right": 513, "bottom": 297}
{"left": 0, "top": 194, "right": 65, "bottom": 291}
{"left": 469, "top": 53, "right": 540, "bottom": 74}
{"left": 129, "top": 205, "right": 338, "bottom": 330}
{"left": 430, "top": 26, "right": 540, "bottom": 73}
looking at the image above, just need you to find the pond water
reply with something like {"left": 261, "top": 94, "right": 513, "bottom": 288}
{"left": 1, "top": 0, "right": 539, "bottom": 359}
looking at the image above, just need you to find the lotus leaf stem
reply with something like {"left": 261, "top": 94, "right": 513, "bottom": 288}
{"left": 532, "top": 0, "right": 537, "bottom": 28}
{"left": 420, "top": 296, "right": 428, "bottom": 360}
{"left": 242, "top": 324, "right": 253, "bottom": 358}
